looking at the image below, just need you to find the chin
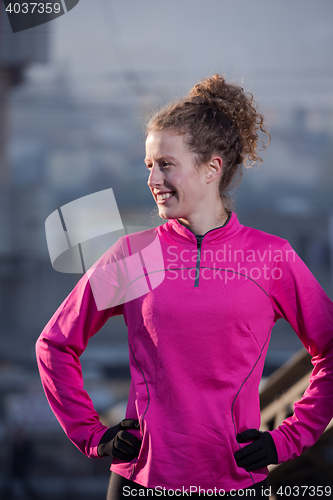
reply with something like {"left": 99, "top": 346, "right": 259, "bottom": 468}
{"left": 158, "top": 213, "right": 169, "bottom": 220}
{"left": 158, "top": 208, "right": 179, "bottom": 220}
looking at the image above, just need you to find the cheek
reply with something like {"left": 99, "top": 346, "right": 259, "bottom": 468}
{"left": 177, "top": 174, "right": 198, "bottom": 194}
{"left": 184, "top": 179, "right": 201, "bottom": 198}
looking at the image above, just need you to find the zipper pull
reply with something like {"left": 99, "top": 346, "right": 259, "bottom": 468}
{"left": 194, "top": 235, "right": 204, "bottom": 288}
{"left": 196, "top": 235, "right": 203, "bottom": 248}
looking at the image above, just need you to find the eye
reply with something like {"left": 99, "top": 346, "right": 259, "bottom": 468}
{"left": 161, "top": 162, "right": 170, "bottom": 168}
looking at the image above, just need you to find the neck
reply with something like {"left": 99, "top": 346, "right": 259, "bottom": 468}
{"left": 177, "top": 204, "right": 229, "bottom": 236}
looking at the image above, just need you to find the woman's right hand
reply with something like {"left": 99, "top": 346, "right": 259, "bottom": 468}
{"left": 97, "top": 419, "right": 142, "bottom": 460}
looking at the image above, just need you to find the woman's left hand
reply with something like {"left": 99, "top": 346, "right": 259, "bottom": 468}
{"left": 234, "top": 429, "right": 278, "bottom": 471}
{"left": 97, "top": 419, "right": 142, "bottom": 460}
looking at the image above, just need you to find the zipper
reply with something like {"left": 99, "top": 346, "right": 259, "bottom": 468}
{"left": 185, "top": 211, "right": 231, "bottom": 288}
{"left": 194, "top": 235, "right": 204, "bottom": 288}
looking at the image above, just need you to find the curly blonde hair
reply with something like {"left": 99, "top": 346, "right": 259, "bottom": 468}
{"left": 146, "top": 74, "right": 270, "bottom": 208}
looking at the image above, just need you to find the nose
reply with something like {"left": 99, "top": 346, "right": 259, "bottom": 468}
{"left": 147, "top": 164, "right": 164, "bottom": 189}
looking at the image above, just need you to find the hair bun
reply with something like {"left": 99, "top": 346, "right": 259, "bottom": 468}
{"left": 189, "top": 74, "right": 232, "bottom": 103}
{"left": 188, "top": 73, "right": 268, "bottom": 159}
{"left": 188, "top": 74, "right": 245, "bottom": 135}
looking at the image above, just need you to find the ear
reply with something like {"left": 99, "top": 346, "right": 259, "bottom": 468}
{"left": 206, "top": 157, "right": 223, "bottom": 184}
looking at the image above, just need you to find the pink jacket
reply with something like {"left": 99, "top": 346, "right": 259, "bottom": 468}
{"left": 36, "top": 212, "right": 333, "bottom": 491}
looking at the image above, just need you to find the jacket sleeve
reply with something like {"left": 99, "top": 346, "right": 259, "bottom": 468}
{"left": 36, "top": 240, "right": 127, "bottom": 458}
{"left": 268, "top": 240, "right": 333, "bottom": 463}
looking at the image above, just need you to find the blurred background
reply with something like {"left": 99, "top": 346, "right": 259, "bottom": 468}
{"left": 0, "top": 0, "right": 333, "bottom": 498}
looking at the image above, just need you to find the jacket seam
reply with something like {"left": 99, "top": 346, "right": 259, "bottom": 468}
{"left": 198, "top": 267, "right": 270, "bottom": 297}
{"left": 129, "top": 342, "right": 150, "bottom": 421}
{"left": 128, "top": 268, "right": 270, "bottom": 298}
{"left": 128, "top": 342, "right": 150, "bottom": 481}
{"left": 231, "top": 325, "right": 273, "bottom": 484}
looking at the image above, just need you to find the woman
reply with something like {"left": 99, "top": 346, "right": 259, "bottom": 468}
{"left": 36, "top": 74, "right": 333, "bottom": 499}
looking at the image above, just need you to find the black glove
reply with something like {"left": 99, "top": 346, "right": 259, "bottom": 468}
{"left": 97, "top": 419, "right": 142, "bottom": 461}
{"left": 234, "top": 429, "right": 278, "bottom": 471}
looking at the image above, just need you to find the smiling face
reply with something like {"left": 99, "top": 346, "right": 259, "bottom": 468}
{"left": 145, "top": 130, "right": 214, "bottom": 223}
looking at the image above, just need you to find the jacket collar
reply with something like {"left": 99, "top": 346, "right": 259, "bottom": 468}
{"left": 164, "top": 211, "right": 242, "bottom": 244}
